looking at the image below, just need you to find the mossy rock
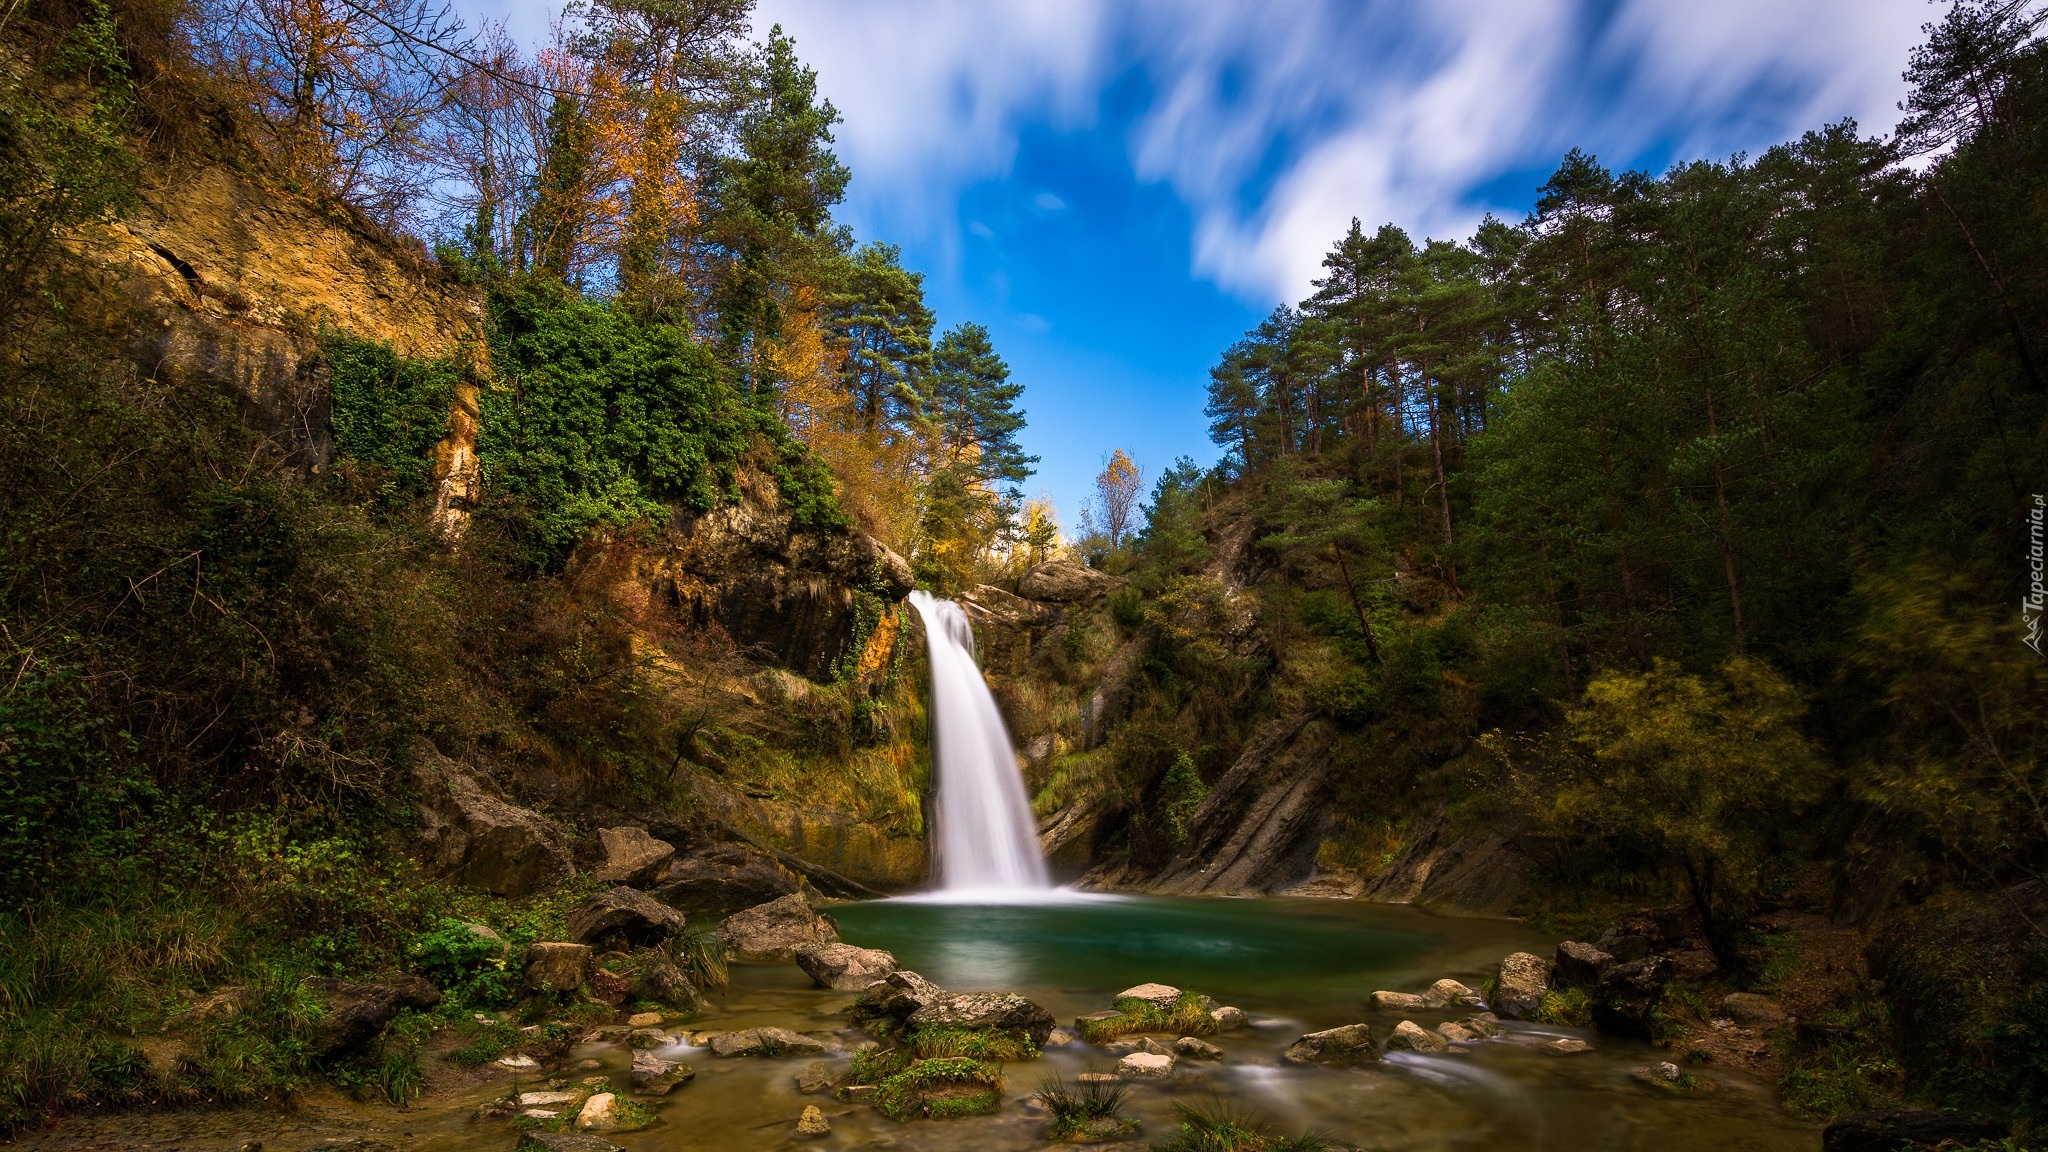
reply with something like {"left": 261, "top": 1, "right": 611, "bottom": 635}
{"left": 869, "top": 1056, "right": 1003, "bottom": 1121}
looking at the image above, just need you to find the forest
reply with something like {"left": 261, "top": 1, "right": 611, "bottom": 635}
{"left": 0, "top": 0, "right": 2044, "bottom": 1142}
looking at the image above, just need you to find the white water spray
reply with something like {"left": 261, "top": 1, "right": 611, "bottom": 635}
{"left": 906, "top": 590, "right": 1052, "bottom": 895}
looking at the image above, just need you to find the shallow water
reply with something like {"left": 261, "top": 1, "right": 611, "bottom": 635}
{"left": 27, "top": 896, "right": 1819, "bottom": 1151}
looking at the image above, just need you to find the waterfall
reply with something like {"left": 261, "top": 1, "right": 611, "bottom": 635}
{"left": 906, "top": 590, "right": 1052, "bottom": 895}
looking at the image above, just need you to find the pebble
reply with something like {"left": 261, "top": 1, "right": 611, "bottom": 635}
{"left": 1175, "top": 1036, "right": 1224, "bottom": 1060}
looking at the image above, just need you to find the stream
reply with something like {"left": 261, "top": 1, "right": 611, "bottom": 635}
{"left": 28, "top": 894, "right": 1820, "bottom": 1151}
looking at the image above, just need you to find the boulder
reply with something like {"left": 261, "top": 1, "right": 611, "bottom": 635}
{"left": 795, "top": 1104, "right": 830, "bottom": 1137}
{"left": 1553, "top": 940, "right": 1616, "bottom": 987}
{"left": 1017, "top": 560, "right": 1122, "bottom": 602}
{"left": 906, "top": 991, "right": 1057, "bottom": 1046}
{"left": 631, "top": 949, "right": 698, "bottom": 1010}
{"left": 1131, "top": 1036, "right": 1173, "bottom": 1056}
{"left": 415, "top": 759, "right": 574, "bottom": 897}
{"left": 1593, "top": 930, "right": 1656, "bottom": 962}
{"left": 794, "top": 942, "right": 898, "bottom": 991}
{"left": 568, "top": 887, "right": 685, "bottom": 948}
{"left": 1282, "top": 1023, "right": 1381, "bottom": 1066}
{"left": 1436, "top": 1014, "right": 1500, "bottom": 1044}
{"left": 630, "top": 1050, "right": 693, "bottom": 1095}
{"left": 1544, "top": 1037, "right": 1592, "bottom": 1055}
{"left": 1427, "top": 978, "right": 1484, "bottom": 1007}
{"left": 794, "top": 1061, "right": 835, "bottom": 1094}
{"left": 595, "top": 827, "right": 675, "bottom": 885}
{"left": 1591, "top": 955, "right": 1673, "bottom": 1039}
{"left": 1210, "top": 1006, "right": 1248, "bottom": 1030}
{"left": 706, "top": 1026, "right": 828, "bottom": 1058}
{"left": 1118, "top": 1051, "right": 1176, "bottom": 1079}
{"left": 1493, "top": 952, "right": 1553, "bottom": 1020}
{"left": 1175, "top": 1036, "right": 1224, "bottom": 1060}
{"left": 301, "top": 976, "right": 442, "bottom": 1053}
{"left": 1719, "top": 992, "right": 1788, "bottom": 1029}
{"left": 627, "top": 1027, "right": 670, "bottom": 1050}
{"left": 1369, "top": 991, "right": 1434, "bottom": 1014}
{"left": 1821, "top": 1110, "right": 2009, "bottom": 1152}
{"left": 853, "top": 970, "right": 950, "bottom": 1022}
{"left": 716, "top": 893, "right": 839, "bottom": 962}
{"left": 650, "top": 844, "right": 803, "bottom": 919}
{"left": 523, "top": 942, "right": 593, "bottom": 994}
{"left": 1385, "top": 1020, "right": 1450, "bottom": 1054}
{"left": 1116, "top": 982, "right": 1183, "bottom": 1010}
{"left": 575, "top": 1092, "right": 620, "bottom": 1131}
{"left": 517, "top": 1134, "right": 625, "bottom": 1152}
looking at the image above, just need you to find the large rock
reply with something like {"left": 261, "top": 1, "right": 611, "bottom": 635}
{"left": 907, "top": 992, "right": 1056, "bottom": 1046}
{"left": 1719, "top": 992, "right": 1788, "bottom": 1029}
{"left": 706, "top": 1026, "right": 828, "bottom": 1058}
{"left": 568, "top": 887, "right": 686, "bottom": 948}
{"left": 524, "top": 942, "right": 593, "bottom": 994}
{"left": 1821, "top": 1110, "right": 2009, "bottom": 1152}
{"left": 853, "top": 970, "right": 950, "bottom": 1022}
{"left": 650, "top": 844, "right": 803, "bottom": 919}
{"left": 631, "top": 949, "right": 698, "bottom": 1009}
{"left": 1281, "top": 1023, "right": 1381, "bottom": 1066}
{"left": 595, "top": 827, "right": 675, "bottom": 885}
{"left": 1591, "top": 955, "right": 1673, "bottom": 1039}
{"left": 1115, "top": 982, "right": 1183, "bottom": 1010}
{"left": 1427, "top": 978, "right": 1483, "bottom": 1007}
{"left": 301, "top": 976, "right": 441, "bottom": 1053}
{"left": 716, "top": 893, "right": 838, "bottom": 962}
{"left": 1370, "top": 990, "right": 1434, "bottom": 1013}
{"left": 1017, "top": 560, "right": 1122, "bottom": 602}
{"left": 1118, "top": 1051, "right": 1176, "bottom": 1079}
{"left": 575, "top": 1093, "right": 621, "bottom": 1131}
{"left": 1493, "top": 952, "right": 1553, "bottom": 1019}
{"left": 1385, "top": 1020, "right": 1450, "bottom": 1054}
{"left": 414, "top": 758, "right": 573, "bottom": 897}
{"left": 1553, "top": 940, "right": 1616, "bottom": 988}
{"left": 630, "top": 1050, "right": 693, "bottom": 1095}
{"left": 794, "top": 942, "right": 898, "bottom": 991}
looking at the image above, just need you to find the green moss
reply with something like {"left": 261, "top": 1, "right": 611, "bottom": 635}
{"left": 867, "top": 1057, "right": 1003, "bottom": 1121}
{"left": 1528, "top": 987, "right": 1591, "bottom": 1027}
{"left": 1081, "top": 991, "right": 1219, "bottom": 1044}
{"left": 907, "top": 1025, "right": 1039, "bottom": 1062}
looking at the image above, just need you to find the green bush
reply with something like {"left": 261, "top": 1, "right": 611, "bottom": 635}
{"left": 480, "top": 277, "right": 846, "bottom": 570}
{"left": 407, "top": 920, "right": 514, "bottom": 1008}
{"left": 322, "top": 333, "right": 463, "bottom": 505}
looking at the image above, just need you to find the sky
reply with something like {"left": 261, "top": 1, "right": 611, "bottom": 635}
{"left": 469, "top": 0, "right": 1934, "bottom": 528}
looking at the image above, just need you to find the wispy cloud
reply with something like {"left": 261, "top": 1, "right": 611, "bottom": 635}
{"left": 759, "top": 0, "right": 1927, "bottom": 300}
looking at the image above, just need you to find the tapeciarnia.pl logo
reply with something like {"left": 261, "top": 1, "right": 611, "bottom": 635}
{"left": 2027, "top": 494, "right": 2044, "bottom": 656}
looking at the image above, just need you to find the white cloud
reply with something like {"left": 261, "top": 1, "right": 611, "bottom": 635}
{"left": 748, "top": 1, "right": 1928, "bottom": 300}
{"left": 757, "top": 0, "right": 1109, "bottom": 244}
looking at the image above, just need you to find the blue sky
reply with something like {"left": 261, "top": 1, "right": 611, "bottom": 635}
{"left": 472, "top": 0, "right": 1932, "bottom": 529}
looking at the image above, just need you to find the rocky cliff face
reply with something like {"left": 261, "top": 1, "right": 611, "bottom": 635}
{"left": 641, "top": 479, "right": 914, "bottom": 682}
{"left": 84, "top": 162, "right": 483, "bottom": 468}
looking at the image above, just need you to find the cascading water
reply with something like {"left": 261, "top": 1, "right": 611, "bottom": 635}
{"left": 906, "top": 590, "right": 1052, "bottom": 895}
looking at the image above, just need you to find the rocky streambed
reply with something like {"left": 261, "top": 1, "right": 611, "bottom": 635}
{"left": 23, "top": 883, "right": 1882, "bottom": 1152}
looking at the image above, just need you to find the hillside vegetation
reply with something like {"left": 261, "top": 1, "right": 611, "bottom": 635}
{"left": 0, "top": 0, "right": 2043, "bottom": 1139}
